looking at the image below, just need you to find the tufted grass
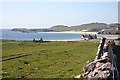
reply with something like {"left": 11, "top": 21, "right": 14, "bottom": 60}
{"left": 2, "top": 40, "right": 98, "bottom": 78}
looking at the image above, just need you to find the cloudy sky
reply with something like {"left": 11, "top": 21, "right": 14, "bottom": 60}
{"left": 1, "top": 1, "right": 119, "bottom": 29}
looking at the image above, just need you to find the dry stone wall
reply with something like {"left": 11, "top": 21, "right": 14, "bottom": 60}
{"left": 75, "top": 38, "right": 119, "bottom": 80}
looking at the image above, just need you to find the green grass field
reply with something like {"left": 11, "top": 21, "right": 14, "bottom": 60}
{"left": 2, "top": 40, "right": 99, "bottom": 78}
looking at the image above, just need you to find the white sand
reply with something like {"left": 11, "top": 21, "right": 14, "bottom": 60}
{"left": 38, "top": 31, "right": 97, "bottom": 34}
{"left": 63, "top": 31, "right": 97, "bottom": 34}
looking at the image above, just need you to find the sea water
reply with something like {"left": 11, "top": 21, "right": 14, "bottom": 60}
{"left": 0, "top": 29, "right": 103, "bottom": 41}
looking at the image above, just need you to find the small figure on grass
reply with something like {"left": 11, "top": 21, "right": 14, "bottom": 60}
{"left": 33, "top": 38, "right": 36, "bottom": 42}
{"left": 39, "top": 37, "right": 43, "bottom": 42}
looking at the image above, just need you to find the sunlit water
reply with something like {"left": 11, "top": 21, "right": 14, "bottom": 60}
{"left": 1, "top": 29, "right": 103, "bottom": 41}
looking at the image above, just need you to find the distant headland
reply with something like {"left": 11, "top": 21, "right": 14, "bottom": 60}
{"left": 12, "top": 22, "right": 120, "bottom": 34}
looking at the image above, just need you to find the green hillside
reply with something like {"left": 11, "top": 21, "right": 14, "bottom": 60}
{"left": 48, "top": 25, "right": 70, "bottom": 31}
{"left": 12, "top": 22, "right": 120, "bottom": 32}
{"left": 70, "top": 22, "right": 108, "bottom": 31}
{"left": 108, "top": 23, "right": 120, "bottom": 28}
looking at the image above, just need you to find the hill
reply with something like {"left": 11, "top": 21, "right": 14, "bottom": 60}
{"left": 70, "top": 22, "right": 108, "bottom": 31}
{"left": 12, "top": 22, "right": 120, "bottom": 32}
{"left": 108, "top": 23, "right": 120, "bottom": 29}
{"left": 48, "top": 25, "right": 70, "bottom": 31}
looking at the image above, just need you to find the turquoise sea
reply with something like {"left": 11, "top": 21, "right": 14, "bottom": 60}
{"left": 1, "top": 29, "right": 103, "bottom": 41}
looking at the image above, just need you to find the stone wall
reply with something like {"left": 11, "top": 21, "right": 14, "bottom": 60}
{"left": 75, "top": 38, "right": 119, "bottom": 79}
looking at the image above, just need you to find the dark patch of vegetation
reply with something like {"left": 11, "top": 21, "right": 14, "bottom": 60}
{"left": 113, "top": 45, "right": 120, "bottom": 77}
{"left": 115, "top": 38, "right": 120, "bottom": 40}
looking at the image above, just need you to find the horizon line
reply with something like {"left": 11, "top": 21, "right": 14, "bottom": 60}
{"left": 1, "top": 22, "right": 119, "bottom": 29}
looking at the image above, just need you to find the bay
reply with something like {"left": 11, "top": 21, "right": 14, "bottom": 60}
{"left": 0, "top": 29, "right": 103, "bottom": 41}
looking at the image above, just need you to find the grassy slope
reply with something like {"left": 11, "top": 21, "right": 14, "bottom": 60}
{"left": 2, "top": 40, "right": 98, "bottom": 78}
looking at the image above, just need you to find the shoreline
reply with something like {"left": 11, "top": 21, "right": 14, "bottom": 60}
{"left": 63, "top": 31, "right": 97, "bottom": 34}
{"left": 38, "top": 31, "right": 98, "bottom": 34}
{"left": 1, "top": 38, "right": 81, "bottom": 42}
{"left": 1, "top": 38, "right": 101, "bottom": 42}
{"left": 1, "top": 35, "right": 119, "bottom": 42}
{"left": 2, "top": 34, "right": 119, "bottom": 42}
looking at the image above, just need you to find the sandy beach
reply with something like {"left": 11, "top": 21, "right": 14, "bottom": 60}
{"left": 63, "top": 31, "right": 98, "bottom": 34}
{"left": 38, "top": 31, "right": 98, "bottom": 34}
